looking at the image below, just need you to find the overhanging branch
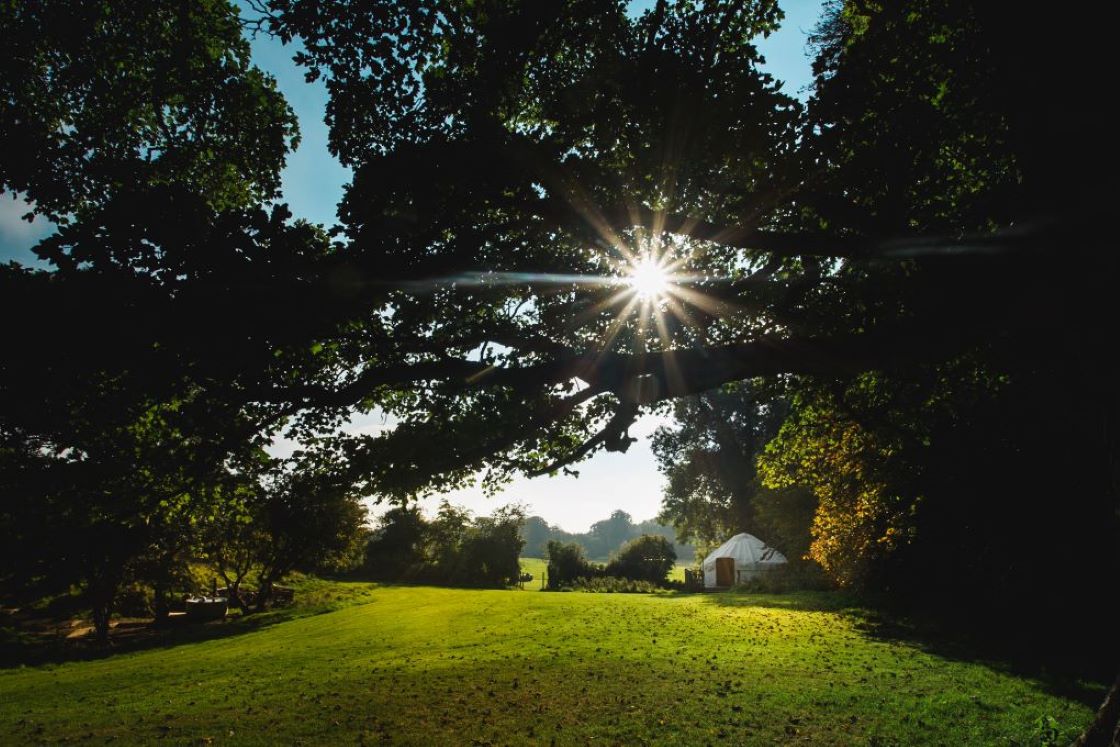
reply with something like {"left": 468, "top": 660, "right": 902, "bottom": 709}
{"left": 264, "top": 322, "right": 986, "bottom": 413}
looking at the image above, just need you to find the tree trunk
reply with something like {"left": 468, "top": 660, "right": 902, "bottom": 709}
{"left": 229, "top": 580, "right": 251, "bottom": 614}
{"left": 152, "top": 581, "right": 170, "bottom": 625}
{"left": 86, "top": 568, "right": 118, "bottom": 645}
{"left": 90, "top": 591, "right": 114, "bottom": 645}
{"left": 218, "top": 569, "right": 251, "bottom": 614}
{"left": 1075, "top": 371, "right": 1120, "bottom": 746}
{"left": 1072, "top": 672, "right": 1120, "bottom": 747}
{"left": 254, "top": 575, "right": 275, "bottom": 612}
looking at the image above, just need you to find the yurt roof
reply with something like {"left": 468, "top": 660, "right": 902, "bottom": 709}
{"left": 702, "top": 532, "right": 787, "bottom": 566}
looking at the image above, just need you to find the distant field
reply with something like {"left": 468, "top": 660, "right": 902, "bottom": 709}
{"left": 518, "top": 556, "right": 548, "bottom": 587}
{"left": 0, "top": 582, "right": 1097, "bottom": 745}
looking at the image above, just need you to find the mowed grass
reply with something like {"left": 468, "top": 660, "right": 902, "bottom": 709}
{"left": 1, "top": 585, "right": 1096, "bottom": 746}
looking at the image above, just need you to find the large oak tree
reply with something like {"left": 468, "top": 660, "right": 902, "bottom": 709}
{"left": 1, "top": 1, "right": 1117, "bottom": 739}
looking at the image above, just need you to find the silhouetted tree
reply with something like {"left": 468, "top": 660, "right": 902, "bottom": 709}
{"left": 652, "top": 381, "right": 788, "bottom": 547}
{"left": 363, "top": 507, "right": 428, "bottom": 580}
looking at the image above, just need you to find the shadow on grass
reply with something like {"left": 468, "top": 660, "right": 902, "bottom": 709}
{"left": 0, "top": 579, "right": 384, "bottom": 670}
{"left": 695, "top": 588, "right": 1108, "bottom": 709}
{"left": 691, "top": 589, "right": 861, "bottom": 613}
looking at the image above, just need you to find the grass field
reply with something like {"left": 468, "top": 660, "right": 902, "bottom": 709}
{"left": 1, "top": 580, "right": 1098, "bottom": 745}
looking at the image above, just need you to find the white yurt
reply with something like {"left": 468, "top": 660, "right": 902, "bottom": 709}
{"left": 702, "top": 532, "right": 787, "bottom": 588}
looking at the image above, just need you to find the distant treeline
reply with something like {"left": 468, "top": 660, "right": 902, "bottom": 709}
{"left": 520, "top": 510, "right": 694, "bottom": 562}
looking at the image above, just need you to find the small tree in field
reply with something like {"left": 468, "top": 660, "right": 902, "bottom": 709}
{"left": 607, "top": 535, "right": 677, "bottom": 585}
{"left": 454, "top": 505, "right": 526, "bottom": 587}
{"left": 252, "top": 471, "right": 367, "bottom": 609}
{"left": 546, "top": 540, "right": 597, "bottom": 589}
{"left": 363, "top": 506, "right": 428, "bottom": 580}
{"left": 205, "top": 467, "right": 366, "bottom": 611}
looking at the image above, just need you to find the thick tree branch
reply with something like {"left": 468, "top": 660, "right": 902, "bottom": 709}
{"left": 342, "top": 384, "right": 606, "bottom": 487}
{"left": 526, "top": 401, "right": 638, "bottom": 477}
{"left": 265, "top": 320, "right": 990, "bottom": 416}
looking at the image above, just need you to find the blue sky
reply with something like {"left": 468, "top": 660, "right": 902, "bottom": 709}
{"left": 1, "top": 1, "right": 825, "bottom": 531}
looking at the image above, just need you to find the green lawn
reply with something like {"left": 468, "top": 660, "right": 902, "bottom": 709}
{"left": 0, "top": 583, "right": 1097, "bottom": 745}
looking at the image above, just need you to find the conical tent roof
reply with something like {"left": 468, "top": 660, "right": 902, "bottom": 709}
{"left": 702, "top": 532, "right": 787, "bottom": 587}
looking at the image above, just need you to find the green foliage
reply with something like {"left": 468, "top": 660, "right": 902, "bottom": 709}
{"left": 756, "top": 362, "right": 1117, "bottom": 678}
{"left": 1033, "top": 714, "right": 1060, "bottom": 747}
{"left": 518, "top": 515, "right": 557, "bottom": 558}
{"left": 0, "top": 394, "right": 267, "bottom": 637}
{"left": 548, "top": 534, "right": 678, "bottom": 588}
{"left": 545, "top": 540, "right": 601, "bottom": 589}
{"left": 653, "top": 382, "right": 790, "bottom": 548}
{"left": 0, "top": 8, "right": 1115, "bottom": 730}
{"left": 567, "top": 576, "right": 662, "bottom": 593}
{"left": 0, "top": 0, "right": 317, "bottom": 639}
{"left": 250, "top": 470, "right": 368, "bottom": 597}
{"left": 363, "top": 501, "right": 526, "bottom": 587}
{"left": 807, "top": 0, "right": 1020, "bottom": 236}
{"left": 758, "top": 380, "right": 912, "bottom": 587}
{"left": 112, "top": 583, "right": 155, "bottom": 619}
{"left": 362, "top": 506, "right": 427, "bottom": 578}
{"left": 751, "top": 485, "right": 817, "bottom": 562}
{"left": 0, "top": 0, "right": 298, "bottom": 221}
{"left": 731, "top": 561, "right": 832, "bottom": 594}
{"left": 521, "top": 511, "right": 693, "bottom": 561}
{"left": 455, "top": 505, "right": 527, "bottom": 587}
{"left": 193, "top": 464, "right": 369, "bottom": 611}
{"left": 243, "top": 0, "right": 812, "bottom": 498}
{"left": 604, "top": 534, "right": 676, "bottom": 585}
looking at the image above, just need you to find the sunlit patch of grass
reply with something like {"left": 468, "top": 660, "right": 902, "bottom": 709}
{"left": 518, "top": 557, "right": 548, "bottom": 588}
{"left": 0, "top": 584, "right": 1097, "bottom": 745}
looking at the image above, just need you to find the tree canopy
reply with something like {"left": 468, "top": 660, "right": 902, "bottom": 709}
{"left": 5, "top": 0, "right": 1113, "bottom": 500}
{"left": 1, "top": 0, "right": 298, "bottom": 222}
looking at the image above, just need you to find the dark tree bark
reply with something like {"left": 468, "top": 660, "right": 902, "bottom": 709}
{"left": 152, "top": 581, "right": 170, "bottom": 625}
{"left": 217, "top": 568, "right": 251, "bottom": 614}
{"left": 87, "top": 575, "right": 117, "bottom": 645}
{"left": 1073, "top": 673, "right": 1120, "bottom": 747}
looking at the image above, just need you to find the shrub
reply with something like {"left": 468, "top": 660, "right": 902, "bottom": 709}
{"left": 448, "top": 506, "right": 526, "bottom": 587}
{"left": 570, "top": 576, "right": 662, "bottom": 593}
{"left": 732, "top": 560, "right": 833, "bottom": 594}
{"left": 545, "top": 540, "right": 602, "bottom": 588}
{"left": 363, "top": 502, "right": 525, "bottom": 588}
{"left": 605, "top": 534, "right": 676, "bottom": 584}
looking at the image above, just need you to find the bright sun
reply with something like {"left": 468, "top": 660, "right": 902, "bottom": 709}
{"left": 628, "top": 257, "right": 669, "bottom": 300}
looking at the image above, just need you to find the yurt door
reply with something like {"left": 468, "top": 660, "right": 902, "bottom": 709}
{"left": 715, "top": 557, "right": 735, "bottom": 587}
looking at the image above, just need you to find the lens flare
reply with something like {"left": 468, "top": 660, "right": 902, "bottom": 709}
{"left": 628, "top": 256, "right": 669, "bottom": 300}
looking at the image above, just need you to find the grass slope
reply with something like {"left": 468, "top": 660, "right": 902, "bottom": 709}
{"left": 1, "top": 585, "right": 1095, "bottom": 745}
